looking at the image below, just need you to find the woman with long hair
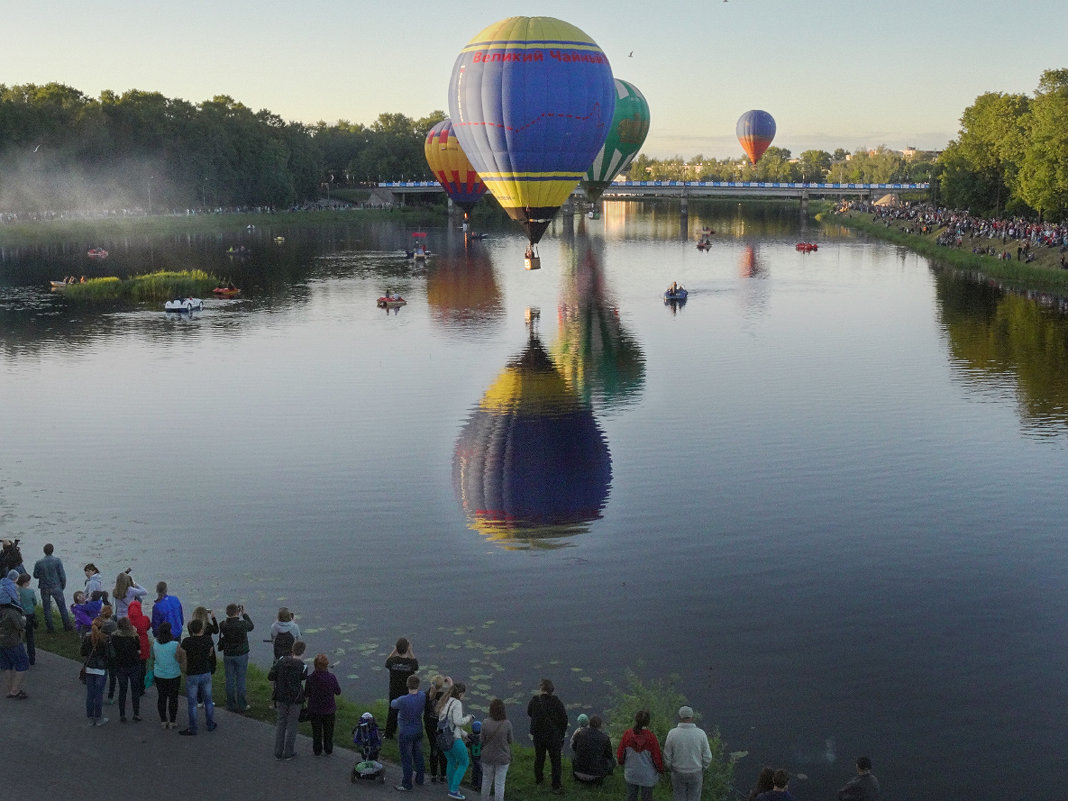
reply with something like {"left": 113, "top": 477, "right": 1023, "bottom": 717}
{"left": 151, "top": 620, "right": 183, "bottom": 728}
{"left": 111, "top": 616, "right": 141, "bottom": 722}
{"left": 437, "top": 679, "right": 473, "bottom": 801}
{"left": 616, "top": 710, "right": 664, "bottom": 801}
{"left": 480, "top": 698, "right": 514, "bottom": 801}
{"left": 80, "top": 617, "right": 110, "bottom": 726}
{"left": 190, "top": 606, "right": 219, "bottom": 677}
{"left": 747, "top": 766, "right": 775, "bottom": 801}
{"left": 424, "top": 674, "right": 448, "bottom": 783}
{"left": 111, "top": 571, "right": 147, "bottom": 619}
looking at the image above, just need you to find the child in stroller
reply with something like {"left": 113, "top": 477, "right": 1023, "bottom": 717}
{"left": 351, "top": 712, "right": 385, "bottom": 783}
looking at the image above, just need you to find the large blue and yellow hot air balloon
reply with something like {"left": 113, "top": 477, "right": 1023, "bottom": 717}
{"left": 582, "top": 79, "right": 651, "bottom": 203}
{"left": 424, "top": 119, "right": 487, "bottom": 216}
{"left": 448, "top": 16, "right": 616, "bottom": 249}
{"left": 736, "top": 109, "right": 776, "bottom": 165}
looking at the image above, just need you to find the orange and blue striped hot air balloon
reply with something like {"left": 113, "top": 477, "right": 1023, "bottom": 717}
{"left": 737, "top": 109, "right": 776, "bottom": 164}
{"left": 424, "top": 119, "right": 487, "bottom": 215}
{"left": 448, "top": 16, "right": 616, "bottom": 248}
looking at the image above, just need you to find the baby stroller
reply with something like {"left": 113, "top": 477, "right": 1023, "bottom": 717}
{"left": 351, "top": 712, "right": 385, "bottom": 783}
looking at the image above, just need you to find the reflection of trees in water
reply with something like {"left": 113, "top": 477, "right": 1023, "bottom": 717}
{"left": 453, "top": 329, "right": 612, "bottom": 550}
{"left": 937, "top": 269, "right": 1068, "bottom": 432}
{"left": 552, "top": 238, "right": 645, "bottom": 412}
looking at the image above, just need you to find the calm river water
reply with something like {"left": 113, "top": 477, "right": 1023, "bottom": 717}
{"left": 1, "top": 203, "right": 1066, "bottom": 799}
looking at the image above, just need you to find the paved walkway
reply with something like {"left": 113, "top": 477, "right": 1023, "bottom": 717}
{"left": 3, "top": 650, "right": 442, "bottom": 800}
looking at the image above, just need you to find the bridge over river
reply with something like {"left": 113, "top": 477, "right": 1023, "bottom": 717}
{"left": 377, "top": 180, "right": 930, "bottom": 210}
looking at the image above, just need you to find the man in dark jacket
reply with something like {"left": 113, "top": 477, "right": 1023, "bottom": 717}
{"left": 838, "top": 756, "right": 880, "bottom": 801}
{"left": 572, "top": 715, "right": 615, "bottom": 785}
{"left": 268, "top": 640, "right": 307, "bottom": 760}
{"left": 527, "top": 678, "right": 568, "bottom": 793}
{"left": 218, "top": 602, "right": 254, "bottom": 712}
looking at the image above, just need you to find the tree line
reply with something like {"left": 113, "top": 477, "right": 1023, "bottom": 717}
{"left": 2, "top": 71, "right": 1065, "bottom": 220}
{"left": 938, "top": 68, "right": 1068, "bottom": 220}
{"left": 0, "top": 82, "right": 443, "bottom": 213}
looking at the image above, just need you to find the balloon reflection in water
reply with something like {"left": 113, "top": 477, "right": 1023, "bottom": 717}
{"left": 426, "top": 249, "right": 504, "bottom": 335}
{"left": 739, "top": 244, "right": 762, "bottom": 277}
{"left": 552, "top": 238, "right": 646, "bottom": 411}
{"left": 453, "top": 311, "right": 612, "bottom": 549}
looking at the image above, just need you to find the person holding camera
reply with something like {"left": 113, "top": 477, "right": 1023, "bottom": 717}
{"left": 218, "top": 602, "right": 254, "bottom": 712}
{"left": 0, "top": 539, "right": 25, "bottom": 575}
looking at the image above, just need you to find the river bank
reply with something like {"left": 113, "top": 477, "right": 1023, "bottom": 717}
{"left": 828, "top": 207, "right": 1068, "bottom": 294}
{"left": 0, "top": 206, "right": 436, "bottom": 244}
{"left": 31, "top": 623, "right": 733, "bottom": 801}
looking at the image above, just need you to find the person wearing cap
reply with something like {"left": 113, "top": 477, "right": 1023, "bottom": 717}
{"left": 837, "top": 756, "right": 880, "bottom": 801}
{"left": 569, "top": 713, "right": 590, "bottom": 751}
{"left": 662, "top": 705, "right": 713, "bottom": 801}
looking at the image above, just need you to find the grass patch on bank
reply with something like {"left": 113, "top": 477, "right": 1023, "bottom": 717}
{"left": 831, "top": 209, "right": 1068, "bottom": 294}
{"left": 60, "top": 270, "right": 218, "bottom": 303}
{"left": 36, "top": 616, "right": 737, "bottom": 800}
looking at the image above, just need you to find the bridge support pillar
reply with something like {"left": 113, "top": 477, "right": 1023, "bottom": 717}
{"left": 800, "top": 190, "right": 809, "bottom": 214}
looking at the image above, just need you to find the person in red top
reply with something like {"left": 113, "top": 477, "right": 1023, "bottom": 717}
{"left": 127, "top": 599, "right": 152, "bottom": 699}
{"left": 616, "top": 710, "right": 664, "bottom": 801}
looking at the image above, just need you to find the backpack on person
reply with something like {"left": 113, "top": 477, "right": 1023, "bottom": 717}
{"left": 435, "top": 700, "right": 456, "bottom": 751}
{"left": 272, "top": 629, "right": 295, "bottom": 659}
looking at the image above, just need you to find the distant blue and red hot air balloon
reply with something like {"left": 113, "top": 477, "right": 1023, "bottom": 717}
{"left": 448, "top": 16, "right": 616, "bottom": 250}
{"left": 424, "top": 119, "right": 487, "bottom": 216}
{"left": 736, "top": 109, "right": 776, "bottom": 165}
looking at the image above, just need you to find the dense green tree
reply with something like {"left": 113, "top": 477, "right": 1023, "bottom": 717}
{"left": 938, "top": 91, "right": 1030, "bottom": 215}
{"left": 797, "top": 150, "right": 832, "bottom": 182}
{"left": 1015, "top": 69, "right": 1068, "bottom": 219}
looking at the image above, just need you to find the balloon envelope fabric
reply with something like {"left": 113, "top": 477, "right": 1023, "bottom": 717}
{"left": 424, "top": 119, "right": 487, "bottom": 213}
{"left": 448, "top": 16, "right": 616, "bottom": 245}
{"left": 736, "top": 109, "right": 776, "bottom": 164}
{"left": 583, "top": 79, "right": 651, "bottom": 203}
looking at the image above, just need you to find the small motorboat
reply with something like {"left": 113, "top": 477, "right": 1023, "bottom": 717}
{"left": 405, "top": 232, "right": 431, "bottom": 261}
{"left": 212, "top": 285, "right": 241, "bottom": 297}
{"left": 796, "top": 242, "right": 819, "bottom": 252}
{"left": 87, "top": 248, "right": 109, "bottom": 259}
{"left": 696, "top": 240, "right": 712, "bottom": 251}
{"left": 49, "top": 280, "right": 69, "bottom": 290}
{"left": 664, "top": 288, "right": 688, "bottom": 301}
{"left": 164, "top": 297, "right": 203, "bottom": 312}
{"left": 377, "top": 294, "right": 407, "bottom": 308}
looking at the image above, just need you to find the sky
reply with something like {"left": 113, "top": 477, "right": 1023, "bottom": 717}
{"left": 3, "top": 0, "right": 1067, "bottom": 160}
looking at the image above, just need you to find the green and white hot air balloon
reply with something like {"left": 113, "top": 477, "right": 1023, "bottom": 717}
{"left": 581, "top": 79, "right": 651, "bottom": 203}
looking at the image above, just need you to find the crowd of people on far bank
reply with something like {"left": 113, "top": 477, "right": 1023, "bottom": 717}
{"left": 840, "top": 199, "right": 1068, "bottom": 267}
{"left": 1, "top": 537, "right": 880, "bottom": 801}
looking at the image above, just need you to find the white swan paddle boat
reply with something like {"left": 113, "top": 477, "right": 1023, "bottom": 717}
{"left": 164, "top": 297, "right": 203, "bottom": 313}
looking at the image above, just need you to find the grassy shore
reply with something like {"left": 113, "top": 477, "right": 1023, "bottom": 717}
{"left": 35, "top": 619, "right": 734, "bottom": 800}
{"left": 828, "top": 208, "right": 1068, "bottom": 294}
